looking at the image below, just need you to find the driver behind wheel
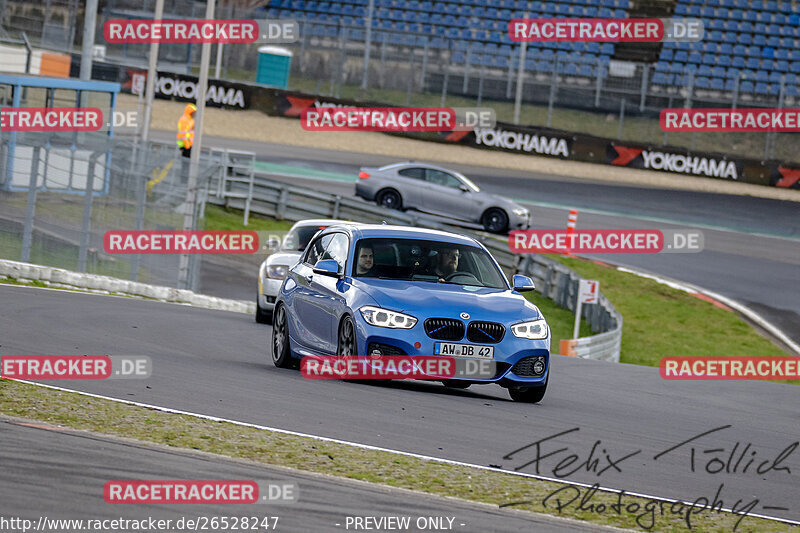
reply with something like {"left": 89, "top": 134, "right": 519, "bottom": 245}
{"left": 433, "top": 247, "right": 460, "bottom": 281}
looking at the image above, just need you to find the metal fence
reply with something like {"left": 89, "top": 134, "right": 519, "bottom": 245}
{"left": 211, "top": 170, "right": 623, "bottom": 362}
{"left": 0, "top": 131, "right": 233, "bottom": 292}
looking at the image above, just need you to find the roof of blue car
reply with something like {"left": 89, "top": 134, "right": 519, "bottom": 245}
{"left": 328, "top": 223, "right": 480, "bottom": 246}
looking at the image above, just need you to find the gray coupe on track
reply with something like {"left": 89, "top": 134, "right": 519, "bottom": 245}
{"left": 355, "top": 162, "right": 531, "bottom": 233}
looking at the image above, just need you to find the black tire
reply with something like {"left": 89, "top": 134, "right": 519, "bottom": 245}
{"left": 482, "top": 208, "right": 509, "bottom": 234}
{"left": 271, "top": 303, "right": 295, "bottom": 368}
{"left": 337, "top": 315, "right": 357, "bottom": 356}
{"left": 508, "top": 378, "right": 547, "bottom": 403}
{"left": 442, "top": 380, "right": 471, "bottom": 389}
{"left": 255, "top": 298, "right": 273, "bottom": 324}
{"left": 376, "top": 189, "right": 403, "bottom": 211}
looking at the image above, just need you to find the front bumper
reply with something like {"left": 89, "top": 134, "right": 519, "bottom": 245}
{"left": 352, "top": 312, "right": 549, "bottom": 386}
{"left": 258, "top": 276, "right": 284, "bottom": 311}
{"left": 509, "top": 211, "right": 531, "bottom": 230}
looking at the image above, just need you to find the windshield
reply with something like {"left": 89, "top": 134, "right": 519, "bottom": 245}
{"left": 352, "top": 238, "right": 507, "bottom": 289}
{"left": 282, "top": 225, "right": 329, "bottom": 251}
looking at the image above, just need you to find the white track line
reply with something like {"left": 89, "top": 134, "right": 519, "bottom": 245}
{"left": 8, "top": 379, "right": 799, "bottom": 528}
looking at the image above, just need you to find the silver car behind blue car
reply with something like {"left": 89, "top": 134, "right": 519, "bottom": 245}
{"left": 355, "top": 162, "right": 530, "bottom": 233}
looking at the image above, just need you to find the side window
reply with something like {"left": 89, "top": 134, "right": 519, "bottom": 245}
{"left": 323, "top": 233, "right": 349, "bottom": 273}
{"left": 304, "top": 234, "right": 333, "bottom": 266}
{"left": 426, "top": 169, "right": 461, "bottom": 188}
{"left": 398, "top": 167, "right": 425, "bottom": 180}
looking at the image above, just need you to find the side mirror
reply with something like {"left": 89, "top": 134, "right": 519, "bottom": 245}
{"left": 512, "top": 274, "right": 535, "bottom": 292}
{"left": 313, "top": 259, "right": 341, "bottom": 277}
{"left": 459, "top": 184, "right": 470, "bottom": 192}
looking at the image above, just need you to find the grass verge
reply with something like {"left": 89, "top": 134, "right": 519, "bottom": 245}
{"left": 541, "top": 254, "right": 795, "bottom": 373}
{"left": 0, "top": 379, "right": 794, "bottom": 533}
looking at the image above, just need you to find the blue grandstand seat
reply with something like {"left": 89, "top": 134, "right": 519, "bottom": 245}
{"left": 661, "top": 49, "right": 673, "bottom": 61}
{"left": 774, "top": 13, "right": 786, "bottom": 24}
{"left": 584, "top": 5, "right": 598, "bottom": 16}
{"left": 740, "top": 80, "right": 755, "bottom": 93}
{"left": 732, "top": 56, "right": 746, "bottom": 68}
{"left": 739, "top": 33, "right": 752, "bottom": 45}
{"left": 656, "top": 61, "right": 669, "bottom": 71}
{"left": 749, "top": 45, "right": 761, "bottom": 57}
{"left": 698, "top": 64, "right": 713, "bottom": 76}
{"left": 776, "top": 60, "right": 789, "bottom": 71}
{"left": 613, "top": 8, "right": 626, "bottom": 17}
{"left": 792, "top": 61, "right": 800, "bottom": 73}
{"left": 766, "top": 0, "right": 778, "bottom": 9}
{"left": 674, "top": 50, "right": 688, "bottom": 62}
{"left": 720, "top": 43, "right": 733, "bottom": 54}
{"left": 722, "top": 0, "right": 735, "bottom": 7}
{"left": 723, "top": 33, "right": 738, "bottom": 43}
{"left": 688, "top": 5, "right": 701, "bottom": 16}
{"left": 780, "top": 1, "right": 793, "bottom": 11}
{"left": 702, "top": 5, "right": 715, "bottom": 17}
{"left": 755, "top": 70, "right": 769, "bottom": 82}
{"left": 726, "top": 67, "right": 741, "bottom": 79}
{"left": 755, "top": 82, "right": 770, "bottom": 94}
{"left": 702, "top": 53, "right": 716, "bottom": 64}
{"left": 452, "top": 51, "right": 465, "bottom": 64}
{"left": 786, "top": 85, "right": 800, "bottom": 97}
{"left": 652, "top": 72, "right": 669, "bottom": 84}
{"left": 753, "top": 0, "right": 765, "bottom": 9}
{"left": 744, "top": 10, "right": 758, "bottom": 22}
{"left": 537, "top": 60, "right": 553, "bottom": 73}
{"left": 540, "top": 48, "right": 555, "bottom": 59}
{"left": 688, "top": 51, "right": 702, "bottom": 63}
{"left": 675, "top": 4, "right": 688, "bottom": 15}
{"left": 695, "top": 76, "right": 710, "bottom": 89}
{"left": 599, "top": 7, "right": 613, "bottom": 17}
{"left": 578, "top": 65, "right": 594, "bottom": 77}
{"left": 704, "top": 42, "right": 719, "bottom": 53}
{"left": 762, "top": 58, "right": 775, "bottom": 70}
{"left": 710, "top": 31, "right": 723, "bottom": 41}
{"left": 711, "top": 66, "right": 727, "bottom": 78}
{"left": 762, "top": 46, "right": 775, "bottom": 58}
{"left": 718, "top": 55, "right": 732, "bottom": 67}
{"left": 564, "top": 63, "right": 579, "bottom": 75}
{"left": 731, "top": 9, "right": 743, "bottom": 19}
{"left": 732, "top": 45, "right": 746, "bottom": 56}
{"left": 725, "top": 19, "right": 738, "bottom": 31}
{"left": 789, "top": 13, "right": 800, "bottom": 25}
{"left": 746, "top": 57, "right": 761, "bottom": 69}
{"left": 725, "top": 79, "right": 738, "bottom": 91}
{"left": 711, "top": 78, "right": 725, "bottom": 90}
{"left": 754, "top": 34, "right": 768, "bottom": 46}
{"left": 690, "top": 41, "right": 704, "bottom": 52}
{"left": 769, "top": 71, "right": 783, "bottom": 83}
{"left": 758, "top": 11, "right": 773, "bottom": 23}
{"left": 669, "top": 62, "right": 685, "bottom": 73}
{"left": 601, "top": 43, "right": 614, "bottom": 55}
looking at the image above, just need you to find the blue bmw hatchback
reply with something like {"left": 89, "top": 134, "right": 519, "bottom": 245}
{"left": 271, "top": 224, "right": 550, "bottom": 402}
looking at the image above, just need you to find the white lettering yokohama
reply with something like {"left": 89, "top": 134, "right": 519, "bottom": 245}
{"left": 474, "top": 127, "right": 569, "bottom": 157}
{"left": 640, "top": 150, "right": 737, "bottom": 179}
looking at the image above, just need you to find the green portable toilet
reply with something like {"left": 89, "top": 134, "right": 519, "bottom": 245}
{"left": 256, "top": 46, "right": 292, "bottom": 88}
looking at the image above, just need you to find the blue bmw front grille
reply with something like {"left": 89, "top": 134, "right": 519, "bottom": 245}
{"left": 466, "top": 321, "right": 505, "bottom": 344}
{"left": 424, "top": 318, "right": 464, "bottom": 341}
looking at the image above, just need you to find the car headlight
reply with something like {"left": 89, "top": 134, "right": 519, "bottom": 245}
{"left": 512, "top": 207, "right": 528, "bottom": 217}
{"left": 267, "top": 265, "right": 289, "bottom": 279}
{"left": 360, "top": 306, "right": 418, "bottom": 329}
{"left": 511, "top": 319, "right": 549, "bottom": 339}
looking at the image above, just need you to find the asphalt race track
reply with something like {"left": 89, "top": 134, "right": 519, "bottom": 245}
{"left": 151, "top": 132, "right": 800, "bottom": 346}
{"left": 1, "top": 418, "right": 596, "bottom": 532}
{"left": 2, "top": 285, "right": 798, "bottom": 527}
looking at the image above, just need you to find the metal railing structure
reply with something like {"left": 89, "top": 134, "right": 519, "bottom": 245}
{"left": 208, "top": 170, "right": 623, "bottom": 363}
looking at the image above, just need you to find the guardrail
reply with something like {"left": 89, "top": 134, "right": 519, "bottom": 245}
{"left": 206, "top": 170, "right": 623, "bottom": 363}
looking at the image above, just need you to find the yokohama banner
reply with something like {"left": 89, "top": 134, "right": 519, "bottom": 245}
{"left": 607, "top": 143, "right": 741, "bottom": 181}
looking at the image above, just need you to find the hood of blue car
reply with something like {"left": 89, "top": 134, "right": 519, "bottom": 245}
{"left": 356, "top": 279, "right": 541, "bottom": 323}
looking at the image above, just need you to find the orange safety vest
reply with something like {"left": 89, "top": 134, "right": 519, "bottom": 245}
{"left": 176, "top": 104, "right": 195, "bottom": 149}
